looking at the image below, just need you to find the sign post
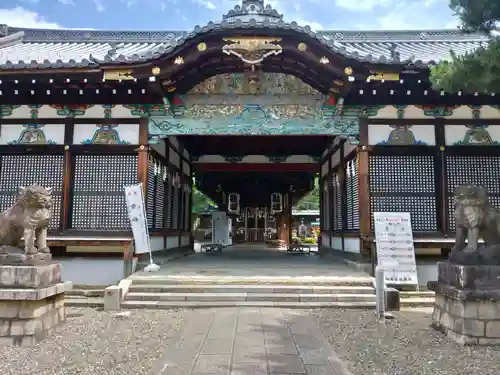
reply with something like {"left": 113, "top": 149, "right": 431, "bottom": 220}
{"left": 373, "top": 212, "right": 418, "bottom": 288}
{"left": 124, "top": 183, "right": 159, "bottom": 272}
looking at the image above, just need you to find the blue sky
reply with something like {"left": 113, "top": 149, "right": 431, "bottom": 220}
{"left": 0, "top": 0, "right": 461, "bottom": 31}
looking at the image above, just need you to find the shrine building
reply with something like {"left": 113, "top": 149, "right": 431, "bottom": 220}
{"left": 0, "top": 0, "right": 498, "bottom": 284}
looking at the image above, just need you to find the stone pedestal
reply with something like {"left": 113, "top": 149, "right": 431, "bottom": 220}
{"left": 0, "top": 262, "right": 72, "bottom": 347}
{"left": 428, "top": 262, "right": 500, "bottom": 345}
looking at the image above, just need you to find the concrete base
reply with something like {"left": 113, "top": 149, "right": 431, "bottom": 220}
{"left": 428, "top": 262, "right": 500, "bottom": 345}
{"left": 0, "top": 263, "right": 72, "bottom": 347}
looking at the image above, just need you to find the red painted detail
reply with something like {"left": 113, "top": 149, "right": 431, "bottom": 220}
{"left": 327, "top": 96, "right": 336, "bottom": 105}
{"left": 194, "top": 163, "right": 318, "bottom": 172}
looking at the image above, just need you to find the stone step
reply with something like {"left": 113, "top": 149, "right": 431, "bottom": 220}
{"left": 400, "top": 297, "right": 435, "bottom": 308}
{"left": 66, "top": 289, "right": 105, "bottom": 297}
{"left": 65, "top": 297, "right": 104, "bottom": 308}
{"left": 124, "top": 292, "right": 376, "bottom": 303}
{"left": 121, "top": 300, "right": 377, "bottom": 309}
{"left": 128, "top": 284, "right": 375, "bottom": 294}
{"left": 400, "top": 291, "right": 435, "bottom": 298}
{"left": 128, "top": 275, "right": 373, "bottom": 286}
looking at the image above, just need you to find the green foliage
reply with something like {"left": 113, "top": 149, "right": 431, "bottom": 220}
{"left": 450, "top": 0, "right": 500, "bottom": 32}
{"left": 301, "top": 237, "right": 317, "bottom": 244}
{"left": 430, "top": 0, "right": 500, "bottom": 94}
{"left": 430, "top": 39, "right": 500, "bottom": 93}
{"left": 192, "top": 184, "right": 216, "bottom": 215}
{"left": 294, "top": 176, "right": 319, "bottom": 210}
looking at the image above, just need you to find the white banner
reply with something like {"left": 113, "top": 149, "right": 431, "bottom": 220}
{"left": 373, "top": 212, "right": 418, "bottom": 286}
{"left": 124, "top": 183, "right": 151, "bottom": 255}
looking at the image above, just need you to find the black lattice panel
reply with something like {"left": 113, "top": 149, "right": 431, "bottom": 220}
{"left": 166, "top": 174, "right": 173, "bottom": 229}
{"left": 369, "top": 155, "right": 437, "bottom": 231}
{"left": 155, "top": 166, "right": 165, "bottom": 229}
{"left": 0, "top": 155, "right": 64, "bottom": 229}
{"left": 446, "top": 155, "right": 500, "bottom": 231}
{"left": 146, "top": 158, "right": 155, "bottom": 229}
{"left": 72, "top": 155, "right": 138, "bottom": 230}
{"left": 172, "top": 185, "right": 179, "bottom": 230}
{"left": 346, "top": 159, "right": 360, "bottom": 230}
{"left": 332, "top": 174, "right": 342, "bottom": 231}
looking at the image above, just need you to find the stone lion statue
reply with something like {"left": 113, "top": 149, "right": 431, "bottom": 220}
{"left": 0, "top": 185, "right": 52, "bottom": 257}
{"left": 450, "top": 184, "right": 500, "bottom": 259}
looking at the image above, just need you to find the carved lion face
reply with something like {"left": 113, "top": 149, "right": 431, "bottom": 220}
{"left": 18, "top": 185, "right": 53, "bottom": 209}
{"left": 454, "top": 184, "right": 488, "bottom": 206}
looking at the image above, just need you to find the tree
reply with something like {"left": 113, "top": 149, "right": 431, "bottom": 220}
{"left": 430, "top": 0, "right": 500, "bottom": 94}
{"left": 294, "top": 177, "right": 320, "bottom": 210}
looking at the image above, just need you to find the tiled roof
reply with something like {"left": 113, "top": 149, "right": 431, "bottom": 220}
{"left": 0, "top": 0, "right": 492, "bottom": 71}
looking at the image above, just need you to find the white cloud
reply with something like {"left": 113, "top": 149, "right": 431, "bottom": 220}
{"left": 92, "top": 0, "right": 105, "bottom": 12}
{"left": 0, "top": 7, "right": 62, "bottom": 28}
{"left": 193, "top": 0, "right": 216, "bottom": 10}
{"left": 58, "top": 0, "right": 76, "bottom": 5}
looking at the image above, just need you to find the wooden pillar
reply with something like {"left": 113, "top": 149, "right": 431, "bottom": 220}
{"left": 328, "top": 152, "right": 334, "bottom": 249}
{"left": 178, "top": 143, "right": 185, "bottom": 247}
{"left": 357, "top": 118, "right": 372, "bottom": 260}
{"left": 188, "top": 162, "right": 194, "bottom": 247}
{"left": 287, "top": 192, "right": 293, "bottom": 244}
{"left": 61, "top": 118, "right": 74, "bottom": 232}
{"left": 163, "top": 138, "right": 170, "bottom": 249}
{"left": 137, "top": 118, "right": 149, "bottom": 199}
{"left": 434, "top": 119, "right": 447, "bottom": 234}
{"left": 339, "top": 140, "right": 347, "bottom": 252}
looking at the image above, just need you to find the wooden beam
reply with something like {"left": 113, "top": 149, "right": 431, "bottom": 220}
{"left": 137, "top": 118, "right": 149, "bottom": 206}
{"left": 61, "top": 118, "right": 74, "bottom": 232}
{"left": 194, "top": 163, "right": 318, "bottom": 172}
{"left": 357, "top": 118, "right": 371, "bottom": 260}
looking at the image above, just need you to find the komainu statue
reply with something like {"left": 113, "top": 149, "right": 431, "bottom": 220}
{"left": 0, "top": 185, "right": 53, "bottom": 263}
{"left": 450, "top": 184, "right": 500, "bottom": 264}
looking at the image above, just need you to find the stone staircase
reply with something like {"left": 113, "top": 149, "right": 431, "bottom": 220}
{"left": 121, "top": 276, "right": 378, "bottom": 309}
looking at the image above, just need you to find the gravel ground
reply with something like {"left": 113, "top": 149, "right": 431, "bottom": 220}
{"left": 0, "top": 307, "right": 185, "bottom": 375}
{"left": 311, "top": 308, "right": 500, "bottom": 375}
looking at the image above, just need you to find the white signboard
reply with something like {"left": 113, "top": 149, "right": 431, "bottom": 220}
{"left": 373, "top": 212, "right": 418, "bottom": 286}
{"left": 124, "top": 183, "right": 151, "bottom": 255}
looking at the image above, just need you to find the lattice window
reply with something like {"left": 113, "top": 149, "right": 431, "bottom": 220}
{"left": 172, "top": 176, "right": 179, "bottom": 230}
{"left": 72, "top": 154, "right": 138, "bottom": 230}
{"left": 331, "top": 172, "right": 342, "bottom": 231}
{"left": 322, "top": 180, "right": 329, "bottom": 231}
{"left": 166, "top": 172, "right": 173, "bottom": 229}
{"left": 0, "top": 154, "right": 64, "bottom": 229}
{"left": 446, "top": 155, "right": 500, "bottom": 231}
{"left": 146, "top": 156, "right": 155, "bottom": 229}
{"left": 155, "top": 164, "right": 166, "bottom": 230}
{"left": 346, "top": 158, "right": 360, "bottom": 230}
{"left": 369, "top": 155, "right": 437, "bottom": 231}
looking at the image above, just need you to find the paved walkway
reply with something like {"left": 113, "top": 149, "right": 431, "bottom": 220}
{"left": 141, "top": 245, "right": 368, "bottom": 278}
{"left": 150, "top": 308, "right": 352, "bottom": 375}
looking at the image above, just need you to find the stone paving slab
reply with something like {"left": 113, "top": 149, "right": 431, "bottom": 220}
{"left": 149, "top": 307, "right": 352, "bottom": 375}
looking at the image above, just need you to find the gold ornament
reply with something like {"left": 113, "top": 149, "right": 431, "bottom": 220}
{"left": 151, "top": 66, "right": 161, "bottom": 75}
{"left": 297, "top": 42, "right": 307, "bottom": 51}
{"left": 319, "top": 56, "right": 329, "bottom": 64}
{"left": 174, "top": 56, "right": 184, "bottom": 65}
{"left": 197, "top": 42, "right": 207, "bottom": 51}
{"left": 344, "top": 66, "right": 353, "bottom": 75}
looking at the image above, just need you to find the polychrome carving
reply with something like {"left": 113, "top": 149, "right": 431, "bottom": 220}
{"left": 453, "top": 124, "right": 499, "bottom": 145}
{"left": 376, "top": 125, "right": 427, "bottom": 145}
{"left": 81, "top": 125, "right": 130, "bottom": 144}
{"left": 416, "top": 105, "right": 459, "bottom": 117}
{"left": 49, "top": 105, "right": 92, "bottom": 117}
{"left": 0, "top": 105, "right": 21, "bottom": 117}
{"left": 8, "top": 124, "right": 56, "bottom": 145}
{"left": 124, "top": 104, "right": 170, "bottom": 117}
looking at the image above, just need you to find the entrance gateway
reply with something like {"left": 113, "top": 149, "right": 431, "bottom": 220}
{"left": 0, "top": 0, "right": 497, "bottom": 283}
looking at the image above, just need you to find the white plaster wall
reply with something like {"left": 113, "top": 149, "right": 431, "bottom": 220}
{"left": 331, "top": 150, "right": 340, "bottom": 168}
{"left": 331, "top": 236, "right": 342, "bottom": 251}
{"left": 344, "top": 238, "right": 361, "bottom": 254}
{"left": 166, "top": 236, "right": 179, "bottom": 249}
{"left": 344, "top": 143, "right": 357, "bottom": 156}
{"left": 170, "top": 149, "right": 181, "bottom": 167}
{"left": 368, "top": 124, "right": 436, "bottom": 145}
{"left": 151, "top": 142, "right": 166, "bottom": 157}
{"left": 480, "top": 105, "right": 500, "bottom": 119}
{"left": 183, "top": 162, "right": 191, "bottom": 176}
{"left": 180, "top": 236, "right": 190, "bottom": 247}
{"left": 183, "top": 148, "right": 190, "bottom": 159}
{"left": 56, "top": 258, "right": 124, "bottom": 286}
{"left": 0, "top": 124, "right": 65, "bottom": 144}
{"left": 320, "top": 234, "right": 329, "bottom": 247}
{"left": 321, "top": 162, "right": 329, "bottom": 177}
{"left": 445, "top": 124, "right": 500, "bottom": 145}
{"left": 73, "top": 124, "right": 139, "bottom": 144}
{"left": 169, "top": 136, "right": 179, "bottom": 149}
{"left": 149, "top": 236, "right": 164, "bottom": 252}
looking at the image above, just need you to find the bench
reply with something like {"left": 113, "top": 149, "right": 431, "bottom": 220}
{"left": 287, "top": 243, "right": 311, "bottom": 254}
{"left": 201, "top": 243, "right": 223, "bottom": 253}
